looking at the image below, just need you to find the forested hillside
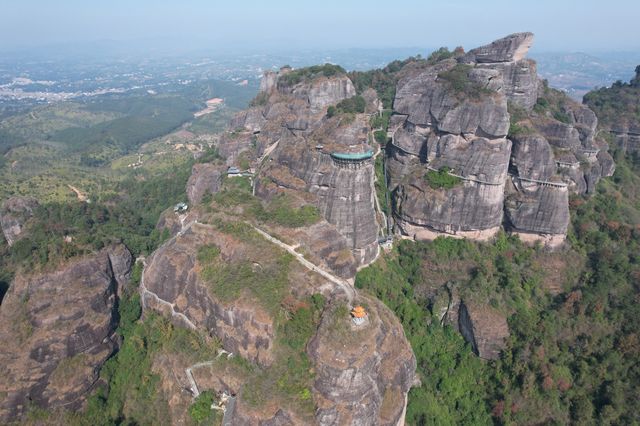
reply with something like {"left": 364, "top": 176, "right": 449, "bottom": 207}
{"left": 356, "top": 70, "right": 640, "bottom": 425}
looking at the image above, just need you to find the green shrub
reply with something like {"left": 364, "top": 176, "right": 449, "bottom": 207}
{"left": 374, "top": 156, "right": 389, "bottom": 216}
{"left": 196, "top": 146, "right": 221, "bottom": 164}
{"left": 250, "top": 194, "right": 321, "bottom": 228}
{"left": 427, "top": 47, "right": 456, "bottom": 63}
{"left": 553, "top": 110, "right": 572, "bottom": 124}
{"left": 374, "top": 130, "right": 388, "bottom": 144}
{"left": 197, "top": 244, "right": 221, "bottom": 264}
{"left": 370, "top": 110, "right": 391, "bottom": 131}
{"left": 424, "top": 167, "right": 462, "bottom": 189}
{"left": 533, "top": 96, "right": 549, "bottom": 114}
{"left": 508, "top": 122, "right": 534, "bottom": 138}
{"left": 188, "top": 390, "right": 216, "bottom": 423}
{"left": 437, "top": 64, "right": 492, "bottom": 100}
{"left": 278, "top": 64, "right": 346, "bottom": 87}
{"left": 335, "top": 95, "right": 366, "bottom": 114}
{"left": 203, "top": 253, "right": 292, "bottom": 314}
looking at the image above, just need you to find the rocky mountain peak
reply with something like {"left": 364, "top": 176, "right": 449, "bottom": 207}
{"left": 388, "top": 32, "right": 614, "bottom": 249}
{"left": 462, "top": 32, "right": 534, "bottom": 64}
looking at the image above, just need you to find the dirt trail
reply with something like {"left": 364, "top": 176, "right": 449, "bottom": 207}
{"left": 67, "top": 185, "right": 88, "bottom": 202}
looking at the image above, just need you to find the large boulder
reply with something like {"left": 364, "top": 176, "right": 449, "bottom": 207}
{"left": 142, "top": 223, "right": 277, "bottom": 366}
{"left": 0, "top": 196, "right": 39, "bottom": 246}
{"left": 141, "top": 219, "right": 416, "bottom": 424}
{"left": 186, "top": 163, "right": 224, "bottom": 204}
{"left": 458, "top": 301, "right": 509, "bottom": 360}
{"left": 308, "top": 296, "right": 416, "bottom": 426}
{"left": 0, "top": 244, "right": 132, "bottom": 422}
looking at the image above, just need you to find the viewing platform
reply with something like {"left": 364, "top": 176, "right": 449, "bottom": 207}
{"left": 330, "top": 149, "right": 374, "bottom": 169}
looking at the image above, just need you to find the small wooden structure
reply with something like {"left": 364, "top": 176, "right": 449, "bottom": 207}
{"left": 351, "top": 305, "right": 367, "bottom": 326}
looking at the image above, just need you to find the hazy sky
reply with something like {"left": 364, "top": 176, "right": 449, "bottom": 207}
{"left": 1, "top": 0, "right": 639, "bottom": 53}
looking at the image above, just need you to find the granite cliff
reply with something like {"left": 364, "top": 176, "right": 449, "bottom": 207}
{"left": 222, "top": 65, "right": 380, "bottom": 274}
{"left": 387, "top": 32, "right": 615, "bottom": 248}
{"left": 0, "top": 244, "right": 132, "bottom": 422}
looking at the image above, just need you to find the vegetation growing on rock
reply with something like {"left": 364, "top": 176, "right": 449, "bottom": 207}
{"left": 278, "top": 64, "right": 346, "bottom": 87}
{"left": 348, "top": 56, "right": 427, "bottom": 109}
{"left": 438, "top": 63, "right": 493, "bottom": 100}
{"left": 326, "top": 95, "right": 366, "bottom": 117}
{"left": 189, "top": 391, "right": 220, "bottom": 423}
{"left": 424, "top": 167, "right": 462, "bottom": 189}
{"left": 584, "top": 65, "right": 640, "bottom": 129}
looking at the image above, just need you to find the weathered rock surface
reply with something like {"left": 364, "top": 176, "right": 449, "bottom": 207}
{"left": 141, "top": 218, "right": 416, "bottom": 424}
{"left": 186, "top": 163, "right": 224, "bottom": 204}
{"left": 390, "top": 55, "right": 512, "bottom": 240}
{"left": 611, "top": 127, "right": 640, "bottom": 155}
{"left": 461, "top": 32, "right": 534, "bottom": 64}
{"left": 504, "top": 180, "right": 570, "bottom": 245}
{"left": 227, "top": 68, "right": 380, "bottom": 272}
{"left": 458, "top": 301, "right": 509, "bottom": 360}
{"left": 308, "top": 296, "right": 416, "bottom": 426}
{"left": 0, "top": 244, "right": 132, "bottom": 422}
{"left": 0, "top": 196, "right": 39, "bottom": 246}
{"left": 142, "top": 223, "right": 277, "bottom": 366}
{"left": 387, "top": 32, "right": 614, "bottom": 246}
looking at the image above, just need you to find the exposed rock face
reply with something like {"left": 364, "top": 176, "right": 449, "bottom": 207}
{"left": 611, "top": 126, "right": 640, "bottom": 155}
{"left": 0, "top": 196, "right": 39, "bottom": 246}
{"left": 487, "top": 59, "right": 539, "bottom": 111}
{"left": 387, "top": 32, "right": 614, "bottom": 247}
{"left": 227, "top": 68, "right": 379, "bottom": 272}
{"left": 0, "top": 245, "right": 132, "bottom": 422}
{"left": 142, "top": 223, "right": 277, "bottom": 366}
{"left": 141, "top": 219, "right": 416, "bottom": 424}
{"left": 307, "top": 296, "right": 416, "bottom": 426}
{"left": 390, "top": 57, "right": 512, "bottom": 240}
{"left": 257, "top": 117, "right": 379, "bottom": 267}
{"left": 186, "top": 163, "right": 224, "bottom": 204}
{"left": 288, "top": 75, "right": 356, "bottom": 112}
{"left": 458, "top": 301, "right": 509, "bottom": 360}
{"left": 504, "top": 180, "right": 570, "bottom": 237}
{"left": 462, "top": 32, "right": 534, "bottom": 64}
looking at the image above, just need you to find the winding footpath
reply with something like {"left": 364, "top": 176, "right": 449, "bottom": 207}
{"left": 138, "top": 212, "right": 359, "bottom": 424}
{"left": 251, "top": 226, "right": 356, "bottom": 304}
{"left": 139, "top": 214, "right": 198, "bottom": 330}
{"left": 371, "top": 131, "right": 390, "bottom": 238}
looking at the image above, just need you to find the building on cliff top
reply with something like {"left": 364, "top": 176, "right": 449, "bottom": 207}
{"left": 227, "top": 166, "right": 242, "bottom": 177}
{"left": 351, "top": 305, "right": 367, "bottom": 326}
{"left": 174, "top": 202, "right": 188, "bottom": 213}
